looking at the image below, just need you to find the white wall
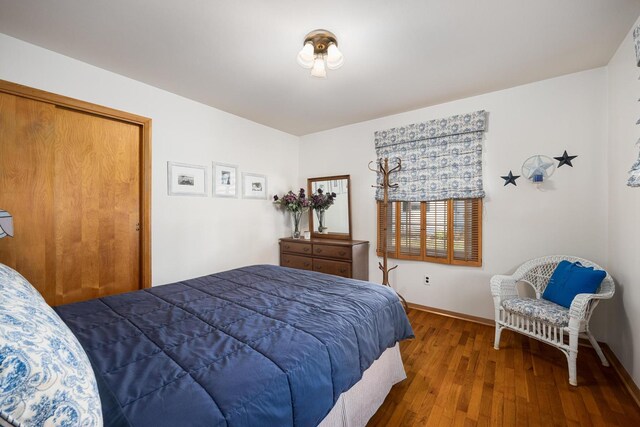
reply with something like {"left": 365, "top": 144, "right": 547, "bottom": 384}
{"left": 0, "top": 32, "right": 624, "bottom": 355}
{"left": 606, "top": 17, "right": 640, "bottom": 386}
{"left": 2, "top": 26, "right": 637, "bottom": 382}
{"left": 0, "top": 33, "right": 299, "bottom": 285}
{"left": 300, "top": 69, "right": 609, "bottom": 332}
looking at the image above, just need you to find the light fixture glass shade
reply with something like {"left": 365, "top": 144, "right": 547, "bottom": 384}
{"left": 0, "top": 210, "right": 14, "bottom": 238}
{"left": 310, "top": 56, "right": 326, "bottom": 78}
{"left": 326, "top": 43, "right": 344, "bottom": 70}
{"left": 296, "top": 42, "right": 315, "bottom": 68}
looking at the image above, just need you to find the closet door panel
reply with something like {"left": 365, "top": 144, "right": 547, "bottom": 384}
{"left": 54, "top": 107, "right": 140, "bottom": 305}
{"left": 0, "top": 92, "right": 57, "bottom": 303}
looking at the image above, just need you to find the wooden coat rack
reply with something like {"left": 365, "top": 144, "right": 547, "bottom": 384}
{"left": 369, "top": 157, "right": 408, "bottom": 311}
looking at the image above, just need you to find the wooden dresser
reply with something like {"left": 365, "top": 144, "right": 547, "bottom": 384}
{"left": 279, "top": 238, "right": 369, "bottom": 280}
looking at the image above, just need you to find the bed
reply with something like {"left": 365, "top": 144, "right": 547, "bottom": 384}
{"left": 0, "top": 264, "right": 413, "bottom": 427}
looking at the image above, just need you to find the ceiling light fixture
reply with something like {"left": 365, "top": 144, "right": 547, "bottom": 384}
{"left": 297, "top": 29, "right": 343, "bottom": 78}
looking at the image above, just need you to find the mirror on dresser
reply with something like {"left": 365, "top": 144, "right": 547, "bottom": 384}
{"left": 307, "top": 175, "right": 351, "bottom": 240}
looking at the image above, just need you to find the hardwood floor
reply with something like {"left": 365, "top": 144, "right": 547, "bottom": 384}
{"left": 369, "top": 309, "right": 640, "bottom": 426}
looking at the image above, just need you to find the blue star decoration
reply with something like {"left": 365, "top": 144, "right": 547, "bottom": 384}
{"left": 501, "top": 171, "right": 520, "bottom": 186}
{"left": 554, "top": 150, "right": 578, "bottom": 167}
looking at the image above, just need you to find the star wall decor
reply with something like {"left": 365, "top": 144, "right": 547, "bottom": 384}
{"left": 501, "top": 171, "right": 520, "bottom": 186}
{"left": 554, "top": 150, "right": 578, "bottom": 168}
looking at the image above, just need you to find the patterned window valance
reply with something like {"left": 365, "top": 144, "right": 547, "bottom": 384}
{"left": 634, "top": 25, "right": 640, "bottom": 66}
{"left": 374, "top": 110, "right": 487, "bottom": 201}
{"left": 629, "top": 26, "right": 640, "bottom": 187}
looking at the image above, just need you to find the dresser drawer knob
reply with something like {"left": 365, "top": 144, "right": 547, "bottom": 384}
{"left": 340, "top": 268, "right": 347, "bottom": 273}
{"left": 316, "top": 249, "right": 323, "bottom": 253}
{"left": 339, "top": 251, "right": 346, "bottom": 256}
{"left": 303, "top": 247, "right": 310, "bottom": 252}
{"left": 304, "top": 262, "right": 311, "bottom": 267}
{"left": 284, "top": 245, "right": 290, "bottom": 250}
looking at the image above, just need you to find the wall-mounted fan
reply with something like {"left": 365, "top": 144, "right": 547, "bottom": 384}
{"left": 521, "top": 155, "right": 556, "bottom": 187}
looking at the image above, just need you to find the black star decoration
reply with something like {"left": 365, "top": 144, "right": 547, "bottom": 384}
{"left": 554, "top": 150, "right": 578, "bottom": 168}
{"left": 501, "top": 171, "right": 520, "bottom": 186}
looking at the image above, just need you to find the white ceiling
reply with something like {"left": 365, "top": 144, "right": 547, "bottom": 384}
{"left": 1, "top": 0, "right": 639, "bottom": 136}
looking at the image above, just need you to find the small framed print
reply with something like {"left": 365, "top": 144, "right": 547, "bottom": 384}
{"left": 212, "top": 162, "right": 238, "bottom": 198}
{"left": 242, "top": 172, "right": 268, "bottom": 199}
{"left": 167, "top": 162, "right": 207, "bottom": 196}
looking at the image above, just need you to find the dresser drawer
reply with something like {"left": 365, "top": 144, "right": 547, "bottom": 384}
{"left": 313, "top": 258, "right": 351, "bottom": 278}
{"left": 312, "top": 244, "right": 352, "bottom": 260}
{"left": 281, "top": 241, "right": 312, "bottom": 255}
{"left": 281, "top": 254, "right": 313, "bottom": 270}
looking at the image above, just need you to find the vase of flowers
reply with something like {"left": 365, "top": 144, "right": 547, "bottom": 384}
{"left": 310, "top": 188, "right": 336, "bottom": 234}
{"left": 273, "top": 188, "right": 310, "bottom": 239}
{"left": 316, "top": 209, "right": 326, "bottom": 233}
{"left": 291, "top": 211, "right": 302, "bottom": 238}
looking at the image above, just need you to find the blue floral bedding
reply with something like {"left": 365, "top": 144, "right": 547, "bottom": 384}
{"left": 54, "top": 265, "right": 414, "bottom": 427}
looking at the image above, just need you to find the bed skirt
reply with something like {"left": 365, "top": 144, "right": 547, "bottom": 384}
{"left": 319, "top": 343, "right": 405, "bottom": 427}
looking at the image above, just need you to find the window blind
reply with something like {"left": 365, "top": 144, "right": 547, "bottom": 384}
{"left": 424, "top": 200, "right": 448, "bottom": 261}
{"left": 377, "top": 198, "right": 482, "bottom": 266}
{"left": 376, "top": 201, "right": 396, "bottom": 256}
{"left": 452, "top": 199, "right": 482, "bottom": 264}
{"left": 398, "top": 201, "right": 422, "bottom": 258}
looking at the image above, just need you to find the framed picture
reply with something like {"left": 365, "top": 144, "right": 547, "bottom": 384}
{"left": 242, "top": 172, "right": 268, "bottom": 199}
{"left": 212, "top": 162, "right": 238, "bottom": 198}
{"left": 167, "top": 162, "right": 207, "bottom": 196}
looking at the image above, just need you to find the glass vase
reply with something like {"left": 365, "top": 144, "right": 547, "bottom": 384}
{"left": 291, "top": 211, "right": 302, "bottom": 239}
{"left": 316, "top": 209, "right": 326, "bottom": 233}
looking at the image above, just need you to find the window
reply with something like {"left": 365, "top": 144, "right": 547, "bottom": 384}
{"left": 377, "top": 198, "right": 482, "bottom": 266}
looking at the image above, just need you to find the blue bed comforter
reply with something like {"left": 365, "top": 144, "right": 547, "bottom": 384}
{"left": 55, "top": 265, "right": 414, "bottom": 427}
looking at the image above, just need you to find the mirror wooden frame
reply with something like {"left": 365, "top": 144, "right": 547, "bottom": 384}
{"left": 307, "top": 174, "right": 352, "bottom": 240}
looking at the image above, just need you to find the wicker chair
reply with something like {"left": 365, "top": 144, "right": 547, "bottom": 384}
{"left": 490, "top": 255, "right": 615, "bottom": 386}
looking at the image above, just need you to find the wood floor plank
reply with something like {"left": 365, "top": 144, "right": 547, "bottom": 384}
{"left": 368, "top": 309, "right": 640, "bottom": 427}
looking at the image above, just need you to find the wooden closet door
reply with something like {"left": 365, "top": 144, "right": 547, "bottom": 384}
{"left": 54, "top": 108, "right": 141, "bottom": 304}
{"left": 0, "top": 91, "right": 143, "bottom": 305}
{"left": 0, "top": 92, "right": 57, "bottom": 302}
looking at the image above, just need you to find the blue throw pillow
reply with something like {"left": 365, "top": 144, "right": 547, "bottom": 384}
{"left": 542, "top": 260, "right": 606, "bottom": 308}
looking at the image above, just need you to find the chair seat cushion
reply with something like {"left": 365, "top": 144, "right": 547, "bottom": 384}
{"left": 502, "top": 297, "right": 570, "bottom": 326}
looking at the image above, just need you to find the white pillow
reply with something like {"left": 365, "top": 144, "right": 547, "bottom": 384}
{"left": 0, "top": 263, "right": 102, "bottom": 426}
